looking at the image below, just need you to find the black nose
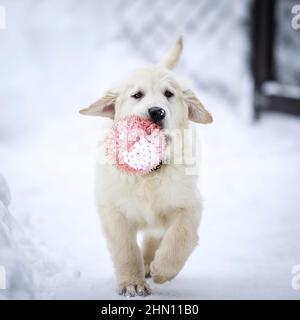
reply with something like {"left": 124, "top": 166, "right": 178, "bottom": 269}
{"left": 148, "top": 107, "right": 166, "bottom": 122}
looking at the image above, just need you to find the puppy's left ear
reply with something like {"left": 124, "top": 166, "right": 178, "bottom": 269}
{"left": 183, "top": 89, "right": 213, "bottom": 124}
{"left": 79, "top": 90, "right": 118, "bottom": 119}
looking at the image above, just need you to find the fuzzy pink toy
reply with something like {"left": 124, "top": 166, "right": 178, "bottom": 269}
{"left": 105, "top": 115, "right": 166, "bottom": 175}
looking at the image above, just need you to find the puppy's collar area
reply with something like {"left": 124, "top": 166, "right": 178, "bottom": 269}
{"left": 152, "top": 160, "right": 163, "bottom": 171}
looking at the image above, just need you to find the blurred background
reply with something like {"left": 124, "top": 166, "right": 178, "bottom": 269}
{"left": 0, "top": 0, "right": 300, "bottom": 299}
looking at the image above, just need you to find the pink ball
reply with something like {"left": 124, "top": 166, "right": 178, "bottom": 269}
{"left": 105, "top": 115, "right": 166, "bottom": 175}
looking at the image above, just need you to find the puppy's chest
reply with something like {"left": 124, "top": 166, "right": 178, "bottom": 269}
{"left": 116, "top": 172, "right": 186, "bottom": 225}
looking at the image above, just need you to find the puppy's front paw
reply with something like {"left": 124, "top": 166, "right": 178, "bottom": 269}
{"left": 118, "top": 281, "right": 151, "bottom": 297}
{"left": 150, "top": 261, "right": 178, "bottom": 284}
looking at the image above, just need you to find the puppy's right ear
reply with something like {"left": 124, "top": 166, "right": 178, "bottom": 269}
{"left": 79, "top": 90, "right": 118, "bottom": 119}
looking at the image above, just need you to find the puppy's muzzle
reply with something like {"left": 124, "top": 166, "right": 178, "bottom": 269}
{"left": 148, "top": 107, "right": 166, "bottom": 123}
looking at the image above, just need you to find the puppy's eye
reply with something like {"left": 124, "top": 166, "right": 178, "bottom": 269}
{"left": 131, "top": 91, "right": 144, "bottom": 99}
{"left": 164, "top": 90, "right": 174, "bottom": 98}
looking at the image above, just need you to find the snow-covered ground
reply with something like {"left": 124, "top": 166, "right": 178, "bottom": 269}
{"left": 1, "top": 1, "right": 300, "bottom": 299}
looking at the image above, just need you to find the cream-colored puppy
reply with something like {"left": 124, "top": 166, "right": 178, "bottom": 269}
{"left": 80, "top": 37, "right": 213, "bottom": 297}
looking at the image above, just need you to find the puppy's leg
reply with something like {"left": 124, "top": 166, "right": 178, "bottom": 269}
{"left": 101, "top": 209, "right": 151, "bottom": 296}
{"left": 142, "top": 235, "right": 162, "bottom": 278}
{"left": 150, "top": 210, "right": 200, "bottom": 284}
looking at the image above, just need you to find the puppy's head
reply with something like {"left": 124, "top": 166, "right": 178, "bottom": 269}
{"left": 80, "top": 37, "right": 213, "bottom": 130}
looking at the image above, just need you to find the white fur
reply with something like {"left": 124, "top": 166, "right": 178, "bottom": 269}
{"left": 80, "top": 37, "right": 213, "bottom": 296}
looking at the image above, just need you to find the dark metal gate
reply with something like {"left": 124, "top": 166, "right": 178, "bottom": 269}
{"left": 251, "top": 0, "right": 300, "bottom": 119}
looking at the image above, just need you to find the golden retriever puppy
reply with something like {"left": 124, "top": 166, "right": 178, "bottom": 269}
{"left": 80, "top": 37, "right": 213, "bottom": 297}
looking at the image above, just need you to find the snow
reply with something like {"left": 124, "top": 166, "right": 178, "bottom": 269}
{"left": 0, "top": 176, "right": 34, "bottom": 299}
{"left": 1, "top": 0, "right": 300, "bottom": 300}
{"left": 0, "top": 174, "right": 11, "bottom": 207}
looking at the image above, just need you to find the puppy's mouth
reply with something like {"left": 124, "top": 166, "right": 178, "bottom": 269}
{"left": 151, "top": 119, "right": 164, "bottom": 129}
{"left": 147, "top": 115, "right": 166, "bottom": 129}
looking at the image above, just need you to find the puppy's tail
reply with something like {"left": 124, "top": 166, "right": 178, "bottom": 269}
{"left": 159, "top": 36, "right": 183, "bottom": 70}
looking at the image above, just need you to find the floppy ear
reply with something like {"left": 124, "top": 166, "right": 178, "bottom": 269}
{"left": 183, "top": 89, "right": 213, "bottom": 124}
{"left": 159, "top": 36, "right": 183, "bottom": 70}
{"left": 79, "top": 90, "right": 118, "bottom": 119}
